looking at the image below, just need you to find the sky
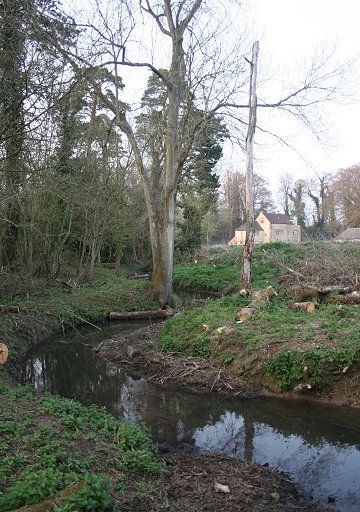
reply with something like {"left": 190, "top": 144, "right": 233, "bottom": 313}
{"left": 74, "top": 0, "right": 360, "bottom": 196}
{"left": 227, "top": 0, "right": 360, "bottom": 191}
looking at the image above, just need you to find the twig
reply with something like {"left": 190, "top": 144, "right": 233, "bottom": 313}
{"left": 179, "top": 365, "right": 200, "bottom": 379}
{"left": 72, "top": 313, "right": 102, "bottom": 330}
{"left": 211, "top": 369, "right": 222, "bottom": 391}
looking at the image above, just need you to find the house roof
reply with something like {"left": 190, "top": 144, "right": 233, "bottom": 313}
{"left": 261, "top": 212, "right": 294, "bottom": 225}
{"left": 335, "top": 227, "right": 360, "bottom": 240}
{"left": 235, "top": 221, "right": 264, "bottom": 232}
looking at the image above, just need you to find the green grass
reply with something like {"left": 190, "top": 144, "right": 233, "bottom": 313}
{"left": 173, "top": 243, "right": 306, "bottom": 293}
{"left": 0, "top": 385, "right": 163, "bottom": 511}
{"left": 161, "top": 294, "right": 250, "bottom": 357}
{"left": 161, "top": 292, "right": 360, "bottom": 390}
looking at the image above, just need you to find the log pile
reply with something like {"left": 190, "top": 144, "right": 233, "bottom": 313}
{"left": 291, "top": 286, "right": 360, "bottom": 305}
{"left": 289, "top": 286, "right": 360, "bottom": 312}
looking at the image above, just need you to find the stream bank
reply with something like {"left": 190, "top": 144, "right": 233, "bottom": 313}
{"left": 2, "top": 255, "right": 359, "bottom": 511}
{"left": 2, "top": 380, "right": 330, "bottom": 512}
{"left": 97, "top": 322, "right": 360, "bottom": 408}
{"left": 23, "top": 322, "right": 360, "bottom": 512}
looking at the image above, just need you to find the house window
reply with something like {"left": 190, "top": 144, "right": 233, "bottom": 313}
{"left": 275, "top": 230, "right": 283, "bottom": 235}
{"left": 293, "top": 230, "right": 298, "bottom": 235}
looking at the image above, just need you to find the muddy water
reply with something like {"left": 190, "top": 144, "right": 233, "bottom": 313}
{"left": 23, "top": 322, "right": 360, "bottom": 512}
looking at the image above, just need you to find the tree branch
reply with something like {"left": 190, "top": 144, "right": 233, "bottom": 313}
{"left": 141, "top": 0, "right": 170, "bottom": 36}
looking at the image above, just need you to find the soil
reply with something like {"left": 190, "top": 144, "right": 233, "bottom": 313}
{"left": 97, "top": 323, "right": 360, "bottom": 408}
{"left": 152, "top": 451, "right": 331, "bottom": 512}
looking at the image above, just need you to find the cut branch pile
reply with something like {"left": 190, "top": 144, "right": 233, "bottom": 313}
{"left": 261, "top": 244, "right": 360, "bottom": 309}
{"left": 262, "top": 243, "right": 360, "bottom": 290}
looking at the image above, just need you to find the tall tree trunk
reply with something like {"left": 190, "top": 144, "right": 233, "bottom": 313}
{"left": 241, "top": 41, "right": 259, "bottom": 291}
{"left": 0, "top": 0, "right": 25, "bottom": 266}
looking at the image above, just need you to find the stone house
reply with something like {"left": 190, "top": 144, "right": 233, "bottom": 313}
{"left": 228, "top": 212, "right": 301, "bottom": 245}
{"left": 334, "top": 227, "right": 360, "bottom": 242}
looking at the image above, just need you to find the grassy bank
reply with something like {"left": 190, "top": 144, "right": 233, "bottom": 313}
{"left": 0, "top": 268, "right": 157, "bottom": 384}
{"left": 0, "top": 384, "right": 163, "bottom": 511}
{"left": 0, "top": 385, "right": 328, "bottom": 512}
{"left": 161, "top": 294, "right": 360, "bottom": 391}
{"left": 173, "top": 243, "right": 300, "bottom": 293}
{"left": 164, "top": 243, "right": 360, "bottom": 400}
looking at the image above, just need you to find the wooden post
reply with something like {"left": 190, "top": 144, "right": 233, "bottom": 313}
{"left": 241, "top": 41, "right": 259, "bottom": 291}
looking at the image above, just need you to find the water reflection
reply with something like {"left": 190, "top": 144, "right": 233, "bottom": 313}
{"left": 23, "top": 326, "right": 360, "bottom": 512}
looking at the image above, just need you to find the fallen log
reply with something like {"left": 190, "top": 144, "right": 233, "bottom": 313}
{"left": 318, "top": 285, "right": 351, "bottom": 295}
{"left": 130, "top": 273, "right": 150, "bottom": 280}
{"left": 290, "top": 302, "right": 317, "bottom": 313}
{"left": 13, "top": 481, "right": 84, "bottom": 511}
{"left": 109, "top": 309, "right": 174, "bottom": 320}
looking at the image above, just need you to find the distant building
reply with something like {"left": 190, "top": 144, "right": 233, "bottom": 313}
{"left": 334, "top": 227, "right": 360, "bottom": 242}
{"left": 228, "top": 211, "right": 301, "bottom": 245}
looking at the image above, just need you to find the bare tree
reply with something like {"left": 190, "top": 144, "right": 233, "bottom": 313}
{"left": 241, "top": 41, "right": 259, "bottom": 291}
{"left": 307, "top": 172, "right": 336, "bottom": 233}
{"left": 333, "top": 165, "right": 360, "bottom": 227}
{"left": 278, "top": 173, "right": 294, "bottom": 217}
{"left": 38, "top": 0, "right": 250, "bottom": 305}
{"left": 33, "top": 1, "right": 355, "bottom": 302}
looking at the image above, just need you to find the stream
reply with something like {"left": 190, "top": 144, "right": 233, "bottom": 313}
{"left": 22, "top": 321, "right": 360, "bottom": 512}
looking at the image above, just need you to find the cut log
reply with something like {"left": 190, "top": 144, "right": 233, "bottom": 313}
{"left": 237, "top": 286, "right": 276, "bottom": 322}
{"left": 0, "top": 305, "right": 20, "bottom": 313}
{"left": 109, "top": 309, "right": 174, "bottom": 320}
{"left": 293, "top": 286, "right": 319, "bottom": 303}
{"left": 323, "top": 294, "right": 360, "bottom": 305}
{"left": 0, "top": 343, "right": 8, "bottom": 365}
{"left": 290, "top": 302, "right": 317, "bottom": 313}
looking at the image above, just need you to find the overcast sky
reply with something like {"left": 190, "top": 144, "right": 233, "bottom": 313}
{"left": 226, "top": 0, "right": 360, "bottom": 191}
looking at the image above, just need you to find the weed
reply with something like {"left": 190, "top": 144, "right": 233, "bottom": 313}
{"left": 0, "top": 468, "right": 77, "bottom": 511}
{"left": 116, "top": 422, "right": 155, "bottom": 452}
{"left": 120, "top": 449, "right": 163, "bottom": 477}
{"left": 221, "top": 352, "right": 236, "bottom": 364}
{"left": 54, "top": 473, "right": 112, "bottom": 512}
{"left": 267, "top": 344, "right": 359, "bottom": 390}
